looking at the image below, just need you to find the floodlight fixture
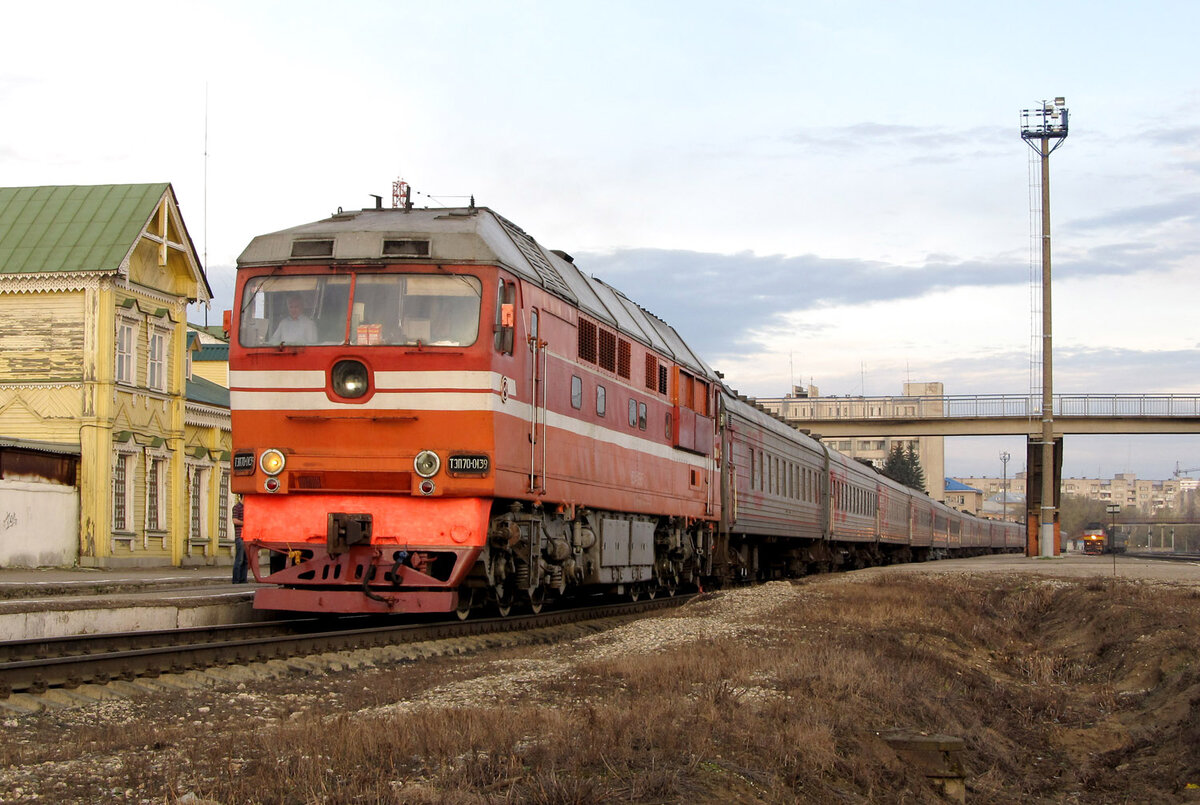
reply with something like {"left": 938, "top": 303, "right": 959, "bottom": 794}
{"left": 1021, "top": 98, "right": 1069, "bottom": 152}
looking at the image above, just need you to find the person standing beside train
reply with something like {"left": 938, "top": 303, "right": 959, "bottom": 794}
{"left": 231, "top": 494, "right": 247, "bottom": 584}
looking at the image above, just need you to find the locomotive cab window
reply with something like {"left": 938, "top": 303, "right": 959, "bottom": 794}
{"left": 237, "top": 273, "right": 482, "bottom": 347}
{"left": 570, "top": 375, "right": 583, "bottom": 409}
{"left": 494, "top": 279, "right": 515, "bottom": 354}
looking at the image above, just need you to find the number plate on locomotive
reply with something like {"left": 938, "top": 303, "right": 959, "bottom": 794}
{"left": 233, "top": 451, "right": 256, "bottom": 473}
{"left": 447, "top": 454, "right": 490, "bottom": 476}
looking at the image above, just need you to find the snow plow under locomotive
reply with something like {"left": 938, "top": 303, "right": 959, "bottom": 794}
{"left": 229, "top": 204, "right": 1022, "bottom": 616}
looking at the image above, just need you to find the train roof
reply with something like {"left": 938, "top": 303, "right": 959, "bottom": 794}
{"left": 237, "top": 205, "right": 714, "bottom": 379}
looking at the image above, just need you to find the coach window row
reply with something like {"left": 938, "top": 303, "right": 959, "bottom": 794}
{"left": 749, "top": 448, "right": 823, "bottom": 503}
{"left": 832, "top": 480, "right": 877, "bottom": 516}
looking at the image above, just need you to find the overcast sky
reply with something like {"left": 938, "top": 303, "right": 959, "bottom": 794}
{"left": 3, "top": 1, "right": 1199, "bottom": 480}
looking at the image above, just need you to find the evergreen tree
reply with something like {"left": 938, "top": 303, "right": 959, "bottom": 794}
{"left": 881, "top": 443, "right": 905, "bottom": 484}
{"left": 904, "top": 443, "right": 927, "bottom": 494}
{"left": 881, "top": 443, "right": 927, "bottom": 494}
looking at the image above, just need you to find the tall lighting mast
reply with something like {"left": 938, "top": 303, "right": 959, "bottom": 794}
{"left": 1021, "top": 97, "right": 1069, "bottom": 558}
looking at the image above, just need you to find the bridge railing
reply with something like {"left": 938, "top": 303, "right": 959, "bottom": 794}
{"left": 1057, "top": 394, "right": 1200, "bottom": 417}
{"left": 767, "top": 394, "right": 1200, "bottom": 420}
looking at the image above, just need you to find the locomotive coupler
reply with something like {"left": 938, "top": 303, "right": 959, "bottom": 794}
{"left": 327, "top": 512, "right": 373, "bottom": 556}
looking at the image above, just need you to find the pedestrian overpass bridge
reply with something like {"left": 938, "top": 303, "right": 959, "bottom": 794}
{"left": 767, "top": 394, "right": 1200, "bottom": 437}
{"left": 756, "top": 392, "right": 1200, "bottom": 558}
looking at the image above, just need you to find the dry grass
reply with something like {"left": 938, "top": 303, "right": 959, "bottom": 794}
{"left": 2, "top": 572, "right": 1198, "bottom": 804}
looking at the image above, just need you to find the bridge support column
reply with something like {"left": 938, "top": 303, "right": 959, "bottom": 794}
{"left": 1025, "top": 437, "right": 1062, "bottom": 556}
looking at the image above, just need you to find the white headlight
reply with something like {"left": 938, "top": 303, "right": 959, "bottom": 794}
{"left": 414, "top": 450, "right": 440, "bottom": 478}
{"left": 260, "top": 448, "right": 286, "bottom": 476}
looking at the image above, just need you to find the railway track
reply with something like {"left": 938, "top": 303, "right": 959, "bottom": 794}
{"left": 0, "top": 593, "right": 694, "bottom": 702}
{"left": 1123, "top": 551, "right": 1200, "bottom": 563}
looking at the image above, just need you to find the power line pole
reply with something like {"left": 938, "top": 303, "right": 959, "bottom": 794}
{"left": 1021, "top": 97, "right": 1069, "bottom": 558}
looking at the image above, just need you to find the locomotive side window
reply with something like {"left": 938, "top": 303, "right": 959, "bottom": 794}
{"left": 638, "top": 402, "right": 647, "bottom": 431}
{"left": 494, "top": 279, "right": 515, "bottom": 354}
{"left": 628, "top": 398, "right": 637, "bottom": 427}
{"left": 238, "top": 273, "right": 481, "bottom": 347}
{"left": 596, "top": 385, "right": 606, "bottom": 416}
{"left": 570, "top": 375, "right": 583, "bottom": 410}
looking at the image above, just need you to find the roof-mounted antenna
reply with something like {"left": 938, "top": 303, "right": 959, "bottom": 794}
{"left": 392, "top": 179, "right": 414, "bottom": 212}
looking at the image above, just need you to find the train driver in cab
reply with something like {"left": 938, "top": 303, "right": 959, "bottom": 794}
{"left": 270, "top": 294, "right": 318, "bottom": 344}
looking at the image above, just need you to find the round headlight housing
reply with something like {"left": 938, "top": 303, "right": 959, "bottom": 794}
{"left": 260, "top": 448, "right": 286, "bottom": 476}
{"left": 331, "top": 359, "right": 370, "bottom": 399}
{"left": 413, "top": 450, "right": 441, "bottom": 478}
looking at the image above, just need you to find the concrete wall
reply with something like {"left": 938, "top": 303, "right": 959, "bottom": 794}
{"left": 0, "top": 479, "right": 78, "bottom": 567}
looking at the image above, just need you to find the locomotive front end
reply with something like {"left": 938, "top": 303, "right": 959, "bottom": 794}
{"left": 230, "top": 217, "right": 506, "bottom": 614}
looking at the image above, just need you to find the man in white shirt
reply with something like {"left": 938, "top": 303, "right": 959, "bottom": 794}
{"left": 271, "top": 295, "right": 318, "bottom": 344}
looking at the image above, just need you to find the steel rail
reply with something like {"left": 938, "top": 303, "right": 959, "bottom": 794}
{"left": 0, "top": 617, "right": 356, "bottom": 664}
{"left": 0, "top": 594, "right": 692, "bottom": 698}
{"left": 1122, "top": 552, "right": 1200, "bottom": 563}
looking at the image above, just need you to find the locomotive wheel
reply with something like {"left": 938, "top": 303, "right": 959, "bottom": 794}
{"left": 646, "top": 583, "right": 658, "bottom": 600}
{"left": 455, "top": 589, "right": 475, "bottom": 621}
{"left": 495, "top": 586, "right": 514, "bottom": 617}
{"left": 628, "top": 583, "right": 641, "bottom": 602}
{"left": 527, "top": 587, "right": 545, "bottom": 615}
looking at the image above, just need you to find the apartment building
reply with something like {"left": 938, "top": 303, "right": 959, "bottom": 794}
{"left": 954, "top": 472, "right": 1198, "bottom": 516}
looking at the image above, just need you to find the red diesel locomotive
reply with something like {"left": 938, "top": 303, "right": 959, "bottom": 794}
{"left": 229, "top": 204, "right": 1020, "bottom": 616}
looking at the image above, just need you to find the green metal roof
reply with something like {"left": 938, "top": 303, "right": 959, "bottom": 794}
{"left": 0, "top": 183, "right": 170, "bottom": 274}
{"left": 186, "top": 374, "right": 230, "bottom": 408}
{"left": 196, "top": 343, "right": 229, "bottom": 362}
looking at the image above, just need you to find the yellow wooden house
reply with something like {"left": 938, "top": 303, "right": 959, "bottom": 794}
{"left": 0, "top": 183, "right": 233, "bottom": 568}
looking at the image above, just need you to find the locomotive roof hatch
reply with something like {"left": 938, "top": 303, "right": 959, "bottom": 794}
{"left": 236, "top": 205, "right": 716, "bottom": 381}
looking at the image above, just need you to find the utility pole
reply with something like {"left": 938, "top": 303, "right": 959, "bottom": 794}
{"left": 1021, "top": 98, "right": 1069, "bottom": 558}
{"left": 1000, "top": 450, "right": 1011, "bottom": 522}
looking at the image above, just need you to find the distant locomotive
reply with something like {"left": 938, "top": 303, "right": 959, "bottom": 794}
{"left": 1081, "top": 526, "right": 1106, "bottom": 555}
{"left": 229, "top": 204, "right": 1021, "bottom": 616}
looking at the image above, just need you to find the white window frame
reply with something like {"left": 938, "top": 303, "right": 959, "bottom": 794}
{"left": 147, "top": 328, "right": 167, "bottom": 392}
{"left": 186, "top": 461, "right": 211, "bottom": 554}
{"left": 116, "top": 317, "right": 138, "bottom": 386}
{"left": 217, "top": 469, "right": 231, "bottom": 543}
{"left": 144, "top": 448, "right": 170, "bottom": 546}
{"left": 112, "top": 449, "right": 138, "bottom": 542}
